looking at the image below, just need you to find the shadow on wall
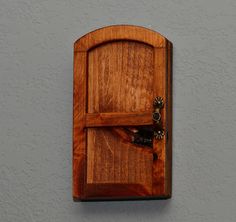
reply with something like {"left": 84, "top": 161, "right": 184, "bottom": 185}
{"left": 75, "top": 199, "right": 172, "bottom": 216}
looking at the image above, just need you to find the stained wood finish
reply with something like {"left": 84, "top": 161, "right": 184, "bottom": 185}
{"left": 85, "top": 112, "right": 152, "bottom": 127}
{"left": 73, "top": 25, "right": 172, "bottom": 200}
{"left": 74, "top": 25, "right": 166, "bottom": 52}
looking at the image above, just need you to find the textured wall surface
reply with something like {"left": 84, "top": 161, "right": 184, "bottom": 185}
{"left": 1, "top": 0, "right": 236, "bottom": 221}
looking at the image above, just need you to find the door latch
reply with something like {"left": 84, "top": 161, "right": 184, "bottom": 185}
{"left": 153, "top": 97, "right": 165, "bottom": 140}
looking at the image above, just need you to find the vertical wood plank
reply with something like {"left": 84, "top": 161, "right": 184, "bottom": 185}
{"left": 73, "top": 51, "right": 87, "bottom": 199}
{"left": 152, "top": 41, "right": 167, "bottom": 196}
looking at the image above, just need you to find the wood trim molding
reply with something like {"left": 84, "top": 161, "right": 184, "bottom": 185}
{"left": 85, "top": 112, "right": 152, "bottom": 127}
{"left": 74, "top": 25, "right": 166, "bottom": 52}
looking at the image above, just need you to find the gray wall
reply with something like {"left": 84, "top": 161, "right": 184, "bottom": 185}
{"left": 1, "top": 0, "right": 236, "bottom": 221}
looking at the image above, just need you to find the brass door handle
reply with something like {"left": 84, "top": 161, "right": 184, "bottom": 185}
{"left": 153, "top": 97, "right": 164, "bottom": 140}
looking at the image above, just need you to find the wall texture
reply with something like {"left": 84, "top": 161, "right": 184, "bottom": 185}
{"left": 1, "top": 0, "right": 236, "bottom": 221}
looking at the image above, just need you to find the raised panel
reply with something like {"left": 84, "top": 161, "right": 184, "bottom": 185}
{"left": 87, "top": 41, "right": 154, "bottom": 192}
{"left": 87, "top": 41, "right": 154, "bottom": 113}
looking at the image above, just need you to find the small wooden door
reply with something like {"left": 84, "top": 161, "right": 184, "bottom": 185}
{"left": 73, "top": 25, "right": 172, "bottom": 200}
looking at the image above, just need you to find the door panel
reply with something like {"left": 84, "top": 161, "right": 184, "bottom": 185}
{"left": 87, "top": 41, "right": 154, "bottom": 194}
{"left": 87, "top": 41, "right": 154, "bottom": 113}
{"left": 73, "top": 25, "right": 172, "bottom": 200}
{"left": 87, "top": 128, "right": 153, "bottom": 185}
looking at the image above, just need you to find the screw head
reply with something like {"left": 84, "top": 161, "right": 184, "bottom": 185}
{"left": 154, "top": 129, "right": 164, "bottom": 140}
{"left": 153, "top": 97, "right": 164, "bottom": 108}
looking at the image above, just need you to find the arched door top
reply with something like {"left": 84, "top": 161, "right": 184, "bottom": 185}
{"left": 74, "top": 25, "right": 170, "bottom": 52}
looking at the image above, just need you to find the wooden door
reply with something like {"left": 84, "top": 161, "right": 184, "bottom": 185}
{"left": 73, "top": 25, "right": 172, "bottom": 200}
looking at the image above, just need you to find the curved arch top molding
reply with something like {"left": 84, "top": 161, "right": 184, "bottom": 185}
{"left": 74, "top": 25, "right": 170, "bottom": 51}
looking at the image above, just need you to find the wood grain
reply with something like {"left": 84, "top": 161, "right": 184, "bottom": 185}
{"left": 85, "top": 112, "right": 152, "bottom": 127}
{"left": 87, "top": 41, "right": 154, "bottom": 113}
{"left": 84, "top": 183, "right": 151, "bottom": 200}
{"left": 74, "top": 25, "right": 166, "bottom": 52}
{"left": 73, "top": 52, "right": 87, "bottom": 199}
{"left": 87, "top": 128, "right": 153, "bottom": 186}
{"left": 87, "top": 40, "right": 154, "bottom": 197}
{"left": 73, "top": 25, "right": 172, "bottom": 200}
{"left": 152, "top": 44, "right": 167, "bottom": 196}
